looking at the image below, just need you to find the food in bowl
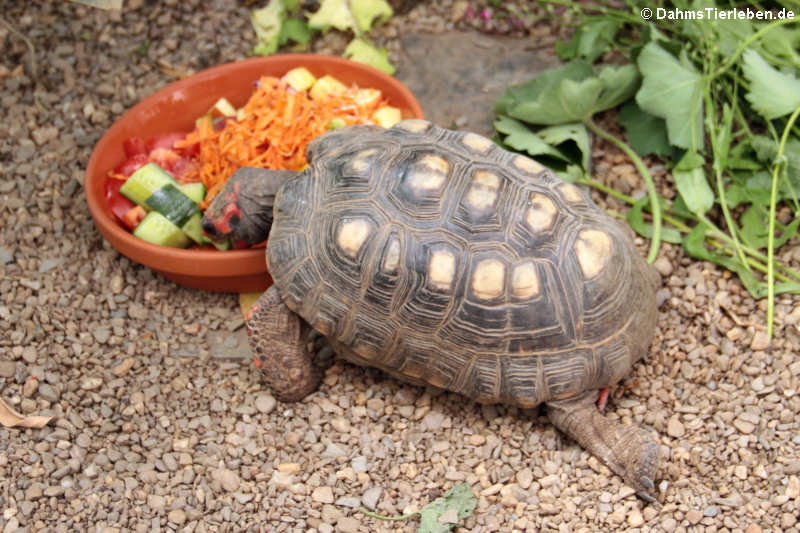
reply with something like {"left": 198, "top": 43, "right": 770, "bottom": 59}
{"left": 106, "top": 67, "right": 404, "bottom": 249}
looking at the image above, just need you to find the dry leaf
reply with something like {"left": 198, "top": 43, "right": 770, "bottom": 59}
{"left": 239, "top": 292, "right": 263, "bottom": 321}
{"left": 0, "top": 396, "right": 53, "bottom": 428}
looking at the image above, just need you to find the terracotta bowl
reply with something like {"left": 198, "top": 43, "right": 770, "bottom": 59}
{"left": 85, "top": 54, "right": 424, "bottom": 293}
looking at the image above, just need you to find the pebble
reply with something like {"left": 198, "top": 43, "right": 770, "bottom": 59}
{"left": 362, "top": 486, "right": 382, "bottom": 510}
{"left": 38, "top": 383, "right": 60, "bottom": 402}
{"left": 214, "top": 468, "right": 240, "bottom": 492}
{"left": 312, "top": 486, "right": 335, "bottom": 504}
{"left": 627, "top": 508, "right": 644, "bottom": 527}
{"left": 653, "top": 257, "right": 673, "bottom": 276}
{"left": 733, "top": 418, "right": 756, "bottom": 434}
{"left": 686, "top": 509, "right": 703, "bottom": 524}
{"left": 255, "top": 393, "right": 276, "bottom": 414}
{"left": 750, "top": 331, "right": 770, "bottom": 350}
{"left": 0, "top": 361, "right": 15, "bottom": 378}
{"left": 667, "top": 416, "right": 685, "bottom": 437}
{"left": 167, "top": 509, "right": 186, "bottom": 525}
{"left": 516, "top": 468, "right": 533, "bottom": 489}
{"left": 423, "top": 410, "right": 445, "bottom": 430}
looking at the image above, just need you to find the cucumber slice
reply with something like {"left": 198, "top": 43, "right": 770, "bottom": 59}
{"left": 210, "top": 238, "right": 231, "bottom": 251}
{"left": 181, "top": 212, "right": 205, "bottom": 245}
{"left": 179, "top": 182, "right": 206, "bottom": 205}
{"left": 133, "top": 212, "right": 191, "bottom": 248}
{"left": 144, "top": 184, "right": 199, "bottom": 227}
{"left": 119, "top": 163, "right": 177, "bottom": 206}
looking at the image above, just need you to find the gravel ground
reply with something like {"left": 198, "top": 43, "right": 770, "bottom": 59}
{"left": 2, "top": 1, "right": 800, "bottom": 532}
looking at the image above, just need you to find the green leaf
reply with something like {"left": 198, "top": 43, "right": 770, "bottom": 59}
{"left": 505, "top": 63, "right": 639, "bottom": 125}
{"left": 417, "top": 483, "right": 477, "bottom": 533}
{"left": 626, "top": 196, "right": 683, "bottom": 243}
{"left": 537, "top": 123, "right": 591, "bottom": 172}
{"left": 759, "top": 25, "right": 800, "bottom": 66}
{"left": 635, "top": 42, "right": 703, "bottom": 150}
{"left": 617, "top": 100, "right": 677, "bottom": 159}
{"left": 673, "top": 152, "right": 714, "bottom": 215}
{"left": 343, "top": 38, "right": 395, "bottom": 74}
{"left": 558, "top": 164, "right": 585, "bottom": 184}
{"left": 740, "top": 204, "right": 800, "bottom": 249}
{"left": 279, "top": 18, "right": 312, "bottom": 46}
{"left": 251, "top": 0, "right": 286, "bottom": 56}
{"left": 307, "top": 0, "right": 353, "bottom": 31}
{"left": 555, "top": 18, "right": 622, "bottom": 62}
{"left": 749, "top": 135, "right": 800, "bottom": 201}
{"left": 350, "top": 0, "right": 393, "bottom": 32}
{"left": 683, "top": 224, "right": 767, "bottom": 298}
{"left": 494, "top": 61, "right": 594, "bottom": 116}
{"left": 593, "top": 64, "right": 641, "bottom": 111}
{"left": 742, "top": 49, "right": 800, "bottom": 120}
{"left": 493, "top": 116, "right": 572, "bottom": 162}
{"left": 308, "top": 0, "right": 392, "bottom": 33}
{"left": 712, "top": 19, "right": 753, "bottom": 59}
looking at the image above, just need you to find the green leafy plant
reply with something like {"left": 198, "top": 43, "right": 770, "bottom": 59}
{"left": 359, "top": 482, "right": 477, "bottom": 533}
{"left": 250, "top": 0, "right": 396, "bottom": 74}
{"left": 494, "top": 0, "right": 800, "bottom": 338}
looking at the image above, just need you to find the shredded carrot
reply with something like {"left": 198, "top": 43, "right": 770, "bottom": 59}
{"left": 175, "top": 76, "right": 387, "bottom": 209}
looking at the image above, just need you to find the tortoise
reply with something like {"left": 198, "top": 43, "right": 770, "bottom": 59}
{"left": 202, "top": 119, "right": 661, "bottom": 500}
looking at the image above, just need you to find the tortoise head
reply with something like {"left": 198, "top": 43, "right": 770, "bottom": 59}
{"left": 202, "top": 167, "right": 297, "bottom": 248}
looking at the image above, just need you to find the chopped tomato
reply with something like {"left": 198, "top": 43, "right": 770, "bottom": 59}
{"left": 114, "top": 153, "right": 150, "bottom": 177}
{"left": 121, "top": 205, "right": 147, "bottom": 230}
{"left": 123, "top": 137, "right": 148, "bottom": 158}
{"left": 146, "top": 132, "right": 186, "bottom": 153}
{"left": 105, "top": 178, "right": 135, "bottom": 221}
{"left": 169, "top": 157, "right": 200, "bottom": 182}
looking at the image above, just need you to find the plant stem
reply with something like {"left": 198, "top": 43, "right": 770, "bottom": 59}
{"left": 712, "top": 17, "right": 798, "bottom": 80}
{"left": 767, "top": 105, "right": 800, "bottom": 338}
{"left": 584, "top": 118, "right": 662, "bottom": 263}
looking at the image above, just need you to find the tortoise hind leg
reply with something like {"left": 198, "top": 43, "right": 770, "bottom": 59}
{"left": 546, "top": 390, "right": 661, "bottom": 502}
{"left": 248, "top": 286, "right": 321, "bottom": 402}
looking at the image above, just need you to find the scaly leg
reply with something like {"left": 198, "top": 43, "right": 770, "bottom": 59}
{"left": 547, "top": 390, "right": 661, "bottom": 502}
{"left": 248, "top": 286, "right": 321, "bottom": 402}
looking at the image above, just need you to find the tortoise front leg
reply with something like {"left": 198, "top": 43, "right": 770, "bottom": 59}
{"left": 547, "top": 390, "right": 661, "bottom": 502}
{"left": 248, "top": 286, "right": 321, "bottom": 402}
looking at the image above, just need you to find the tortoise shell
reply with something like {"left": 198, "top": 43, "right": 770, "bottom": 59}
{"left": 266, "top": 120, "right": 657, "bottom": 408}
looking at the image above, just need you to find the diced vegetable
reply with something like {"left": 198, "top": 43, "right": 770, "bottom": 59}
{"left": 144, "top": 184, "right": 199, "bottom": 227}
{"left": 195, "top": 114, "right": 213, "bottom": 130}
{"left": 283, "top": 67, "right": 317, "bottom": 92}
{"left": 372, "top": 106, "right": 402, "bottom": 128}
{"left": 113, "top": 153, "right": 150, "bottom": 178}
{"left": 180, "top": 212, "right": 205, "bottom": 244}
{"left": 211, "top": 239, "right": 231, "bottom": 250}
{"left": 105, "top": 178, "right": 136, "bottom": 221}
{"left": 180, "top": 182, "right": 206, "bottom": 205}
{"left": 133, "top": 211, "right": 191, "bottom": 248}
{"left": 309, "top": 74, "right": 347, "bottom": 101}
{"left": 146, "top": 132, "right": 186, "bottom": 153}
{"left": 328, "top": 118, "right": 347, "bottom": 130}
{"left": 209, "top": 97, "right": 237, "bottom": 118}
{"left": 120, "top": 163, "right": 199, "bottom": 227}
{"left": 123, "top": 137, "right": 148, "bottom": 158}
{"left": 354, "top": 88, "right": 382, "bottom": 108}
{"left": 121, "top": 205, "right": 147, "bottom": 230}
{"left": 119, "top": 162, "right": 177, "bottom": 205}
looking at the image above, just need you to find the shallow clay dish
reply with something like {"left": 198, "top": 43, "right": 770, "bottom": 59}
{"left": 85, "top": 54, "right": 424, "bottom": 292}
